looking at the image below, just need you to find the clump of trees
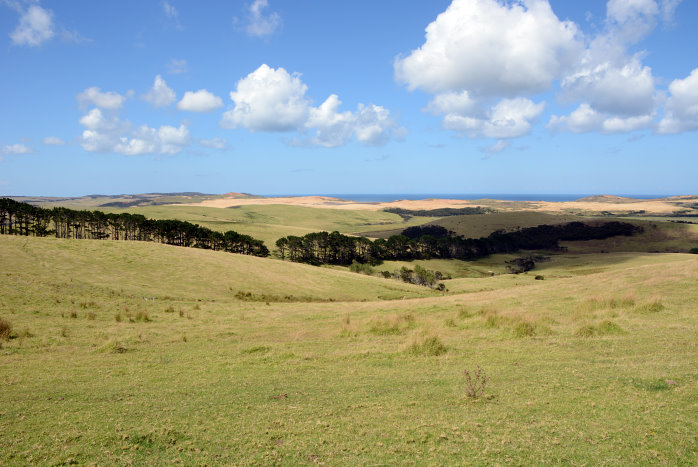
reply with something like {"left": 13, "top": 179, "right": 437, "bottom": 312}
{"left": 0, "top": 198, "right": 269, "bottom": 257}
{"left": 274, "top": 221, "right": 641, "bottom": 266}
{"left": 390, "top": 265, "right": 447, "bottom": 290}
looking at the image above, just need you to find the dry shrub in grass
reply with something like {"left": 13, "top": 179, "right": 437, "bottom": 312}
{"left": 69, "top": 311, "right": 78, "bottom": 319}
{"left": 457, "top": 306, "right": 474, "bottom": 319}
{"left": 512, "top": 321, "right": 535, "bottom": 338}
{"left": 634, "top": 298, "right": 665, "bottom": 313}
{"left": 464, "top": 366, "right": 487, "bottom": 399}
{"left": 134, "top": 311, "right": 151, "bottom": 322}
{"left": 597, "top": 319, "right": 623, "bottom": 335}
{"left": 179, "top": 309, "right": 185, "bottom": 318}
{"left": 369, "top": 313, "right": 415, "bottom": 336}
{"left": 0, "top": 317, "right": 12, "bottom": 340}
{"left": 164, "top": 306, "right": 175, "bottom": 313}
{"left": 407, "top": 333, "right": 447, "bottom": 356}
{"left": 575, "top": 324, "right": 596, "bottom": 338}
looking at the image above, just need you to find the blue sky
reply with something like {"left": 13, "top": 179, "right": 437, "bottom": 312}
{"left": 0, "top": 0, "right": 696, "bottom": 196}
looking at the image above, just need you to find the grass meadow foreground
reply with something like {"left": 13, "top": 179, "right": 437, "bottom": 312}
{"left": 1, "top": 234, "right": 697, "bottom": 464}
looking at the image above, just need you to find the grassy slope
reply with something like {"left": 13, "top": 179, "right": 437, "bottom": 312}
{"left": 1, "top": 235, "right": 697, "bottom": 464}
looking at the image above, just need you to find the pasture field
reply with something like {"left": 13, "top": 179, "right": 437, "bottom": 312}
{"left": 105, "top": 204, "right": 432, "bottom": 247}
{"left": 1, "top": 232, "right": 697, "bottom": 465}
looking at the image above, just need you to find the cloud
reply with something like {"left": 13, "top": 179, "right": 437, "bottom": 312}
{"left": 9, "top": 4, "right": 54, "bottom": 47}
{"left": 395, "top": 0, "right": 581, "bottom": 97}
{"left": 222, "top": 64, "right": 404, "bottom": 147}
{"left": 657, "top": 67, "right": 698, "bottom": 134}
{"left": 77, "top": 87, "right": 127, "bottom": 110}
{"left": 78, "top": 108, "right": 190, "bottom": 155}
{"left": 162, "top": 1, "right": 183, "bottom": 30}
{"left": 2, "top": 143, "right": 34, "bottom": 155}
{"left": 199, "top": 137, "right": 229, "bottom": 149}
{"left": 221, "top": 64, "right": 310, "bottom": 132}
{"left": 43, "top": 136, "right": 65, "bottom": 145}
{"left": 144, "top": 75, "right": 176, "bottom": 108}
{"left": 396, "top": 0, "right": 694, "bottom": 138}
{"left": 167, "top": 58, "right": 188, "bottom": 74}
{"left": 548, "top": 103, "right": 654, "bottom": 134}
{"left": 177, "top": 89, "right": 223, "bottom": 112}
{"left": 245, "top": 0, "right": 281, "bottom": 37}
{"left": 443, "top": 98, "right": 545, "bottom": 139}
{"left": 480, "top": 139, "right": 510, "bottom": 156}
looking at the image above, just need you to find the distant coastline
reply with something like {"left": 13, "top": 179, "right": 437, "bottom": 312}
{"left": 262, "top": 194, "right": 679, "bottom": 203}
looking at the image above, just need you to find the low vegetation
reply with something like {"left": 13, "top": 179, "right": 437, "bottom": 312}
{"left": 0, "top": 207, "right": 696, "bottom": 465}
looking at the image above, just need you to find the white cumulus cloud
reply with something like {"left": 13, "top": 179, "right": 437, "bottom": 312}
{"left": 221, "top": 64, "right": 404, "bottom": 147}
{"left": 657, "top": 67, "right": 698, "bottom": 134}
{"left": 77, "top": 87, "right": 127, "bottom": 110}
{"left": 443, "top": 98, "right": 545, "bottom": 139}
{"left": 221, "top": 64, "right": 310, "bottom": 132}
{"left": 144, "top": 75, "right": 176, "bottom": 108}
{"left": 78, "top": 108, "right": 190, "bottom": 156}
{"left": 177, "top": 89, "right": 223, "bottom": 112}
{"left": 9, "top": 4, "right": 54, "bottom": 47}
{"left": 395, "top": 0, "right": 581, "bottom": 97}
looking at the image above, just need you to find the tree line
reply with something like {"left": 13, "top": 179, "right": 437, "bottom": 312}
{"left": 275, "top": 221, "right": 641, "bottom": 266}
{"left": 0, "top": 198, "right": 269, "bottom": 257}
{"left": 384, "top": 207, "right": 495, "bottom": 217}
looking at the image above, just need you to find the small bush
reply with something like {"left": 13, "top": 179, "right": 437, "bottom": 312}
{"left": 349, "top": 260, "right": 374, "bottom": 275}
{"left": 134, "top": 311, "right": 151, "bottom": 322}
{"left": 407, "top": 334, "right": 447, "bottom": 356}
{"left": 0, "top": 317, "right": 12, "bottom": 340}
{"left": 635, "top": 298, "right": 664, "bottom": 313}
{"left": 70, "top": 311, "right": 78, "bottom": 319}
{"left": 689, "top": 247, "right": 698, "bottom": 254}
{"left": 597, "top": 319, "right": 623, "bottom": 335}
{"left": 534, "top": 275, "right": 545, "bottom": 280}
{"left": 164, "top": 306, "right": 175, "bottom": 313}
{"left": 457, "top": 306, "right": 473, "bottom": 319}
{"left": 464, "top": 366, "right": 487, "bottom": 399}
{"left": 381, "top": 271, "right": 392, "bottom": 279}
{"left": 575, "top": 325, "right": 596, "bottom": 338}
{"left": 512, "top": 321, "right": 535, "bottom": 338}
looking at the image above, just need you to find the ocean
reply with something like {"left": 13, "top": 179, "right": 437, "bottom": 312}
{"left": 263, "top": 194, "right": 674, "bottom": 202}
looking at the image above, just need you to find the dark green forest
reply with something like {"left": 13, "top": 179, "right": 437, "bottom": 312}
{"left": 0, "top": 198, "right": 269, "bottom": 257}
{"left": 275, "top": 222, "right": 641, "bottom": 266}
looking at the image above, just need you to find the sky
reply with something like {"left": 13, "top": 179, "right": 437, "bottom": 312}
{"left": 0, "top": 0, "right": 697, "bottom": 197}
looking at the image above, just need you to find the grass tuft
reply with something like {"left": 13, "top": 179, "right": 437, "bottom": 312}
{"left": 512, "top": 321, "right": 536, "bottom": 338}
{"left": 634, "top": 298, "right": 665, "bottom": 313}
{"left": 0, "top": 317, "right": 12, "bottom": 340}
{"left": 407, "top": 334, "right": 447, "bottom": 356}
{"left": 574, "top": 324, "right": 596, "bottom": 338}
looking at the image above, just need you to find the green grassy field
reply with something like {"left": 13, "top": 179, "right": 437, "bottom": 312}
{"left": 1, "top": 232, "right": 696, "bottom": 464}
{"left": 97, "top": 204, "right": 432, "bottom": 248}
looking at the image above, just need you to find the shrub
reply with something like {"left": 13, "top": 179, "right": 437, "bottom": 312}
{"left": 349, "top": 260, "right": 374, "bottom": 275}
{"left": 464, "top": 366, "right": 487, "bottom": 399}
{"left": 635, "top": 298, "right": 664, "bottom": 313}
{"left": 0, "top": 317, "right": 12, "bottom": 340}
{"left": 70, "top": 311, "right": 78, "bottom": 319}
{"left": 164, "top": 306, "right": 175, "bottom": 313}
{"left": 597, "top": 319, "right": 623, "bottom": 335}
{"left": 534, "top": 275, "right": 545, "bottom": 280}
{"left": 407, "top": 334, "right": 447, "bottom": 356}
{"left": 689, "top": 247, "right": 698, "bottom": 254}
{"left": 134, "top": 311, "right": 151, "bottom": 322}
{"left": 513, "top": 321, "right": 535, "bottom": 338}
{"left": 575, "top": 325, "right": 596, "bottom": 337}
{"left": 381, "top": 271, "right": 392, "bottom": 279}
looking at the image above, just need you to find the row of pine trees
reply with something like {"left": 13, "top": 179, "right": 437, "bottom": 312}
{"left": 0, "top": 198, "right": 269, "bottom": 257}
